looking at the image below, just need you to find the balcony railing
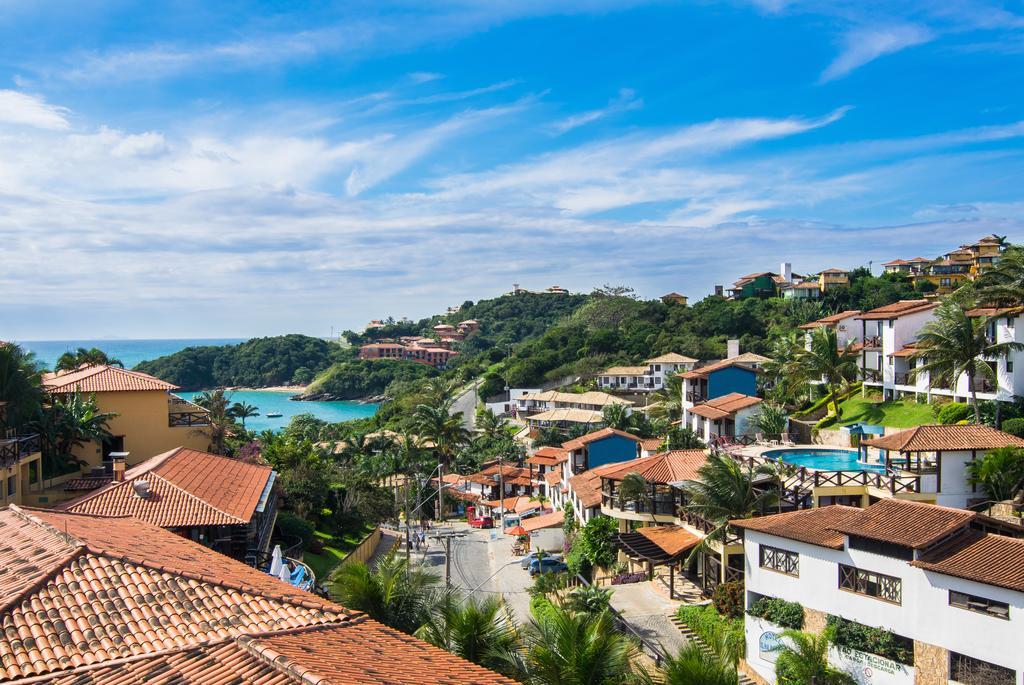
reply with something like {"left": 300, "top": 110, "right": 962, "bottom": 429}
{"left": 685, "top": 391, "right": 707, "bottom": 403}
{"left": 894, "top": 372, "right": 913, "bottom": 386}
{"left": 169, "top": 412, "right": 212, "bottom": 427}
{"left": 862, "top": 336, "right": 882, "bottom": 348}
{"left": 0, "top": 433, "right": 41, "bottom": 466}
{"left": 861, "top": 369, "right": 882, "bottom": 383}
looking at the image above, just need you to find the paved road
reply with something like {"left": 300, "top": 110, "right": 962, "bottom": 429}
{"left": 609, "top": 581, "right": 688, "bottom": 658}
{"left": 449, "top": 381, "right": 479, "bottom": 431}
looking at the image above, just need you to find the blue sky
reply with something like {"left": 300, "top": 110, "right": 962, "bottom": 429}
{"left": 1, "top": 1, "right": 1023, "bottom": 339}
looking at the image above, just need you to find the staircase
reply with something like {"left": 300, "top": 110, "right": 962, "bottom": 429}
{"left": 667, "top": 613, "right": 758, "bottom": 685}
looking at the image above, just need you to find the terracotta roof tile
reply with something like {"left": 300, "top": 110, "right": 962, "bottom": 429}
{"left": 521, "top": 510, "right": 564, "bottom": 532}
{"left": 688, "top": 393, "right": 762, "bottom": 420}
{"left": 600, "top": 365, "right": 648, "bottom": 375}
{"left": 831, "top": 499, "right": 975, "bottom": 549}
{"left": 637, "top": 525, "right": 701, "bottom": 556}
{"left": 911, "top": 529, "right": 1024, "bottom": 594}
{"left": 862, "top": 425, "right": 1024, "bottom": 452}
{"left": 679, "top": 358, "right": 760, "bottom": 380}
{"left": 730, "top": 505, "right": 864, "bottom": 549}
{"left": 567, "top": 471, "right": 606, "bottom": 508}
{"left": 646, "top": 353, "right": 698, "bottom": 364}
{"left": 527, "top": 447, "right": 568, "bottom": 466}
{"left": 42, "top": 365, "right": 178, "bottom": 393}
{"left": 561, "top": 427, "right": 641, "bottom": 451}
{"left": 856, "top": 299, "right": 937, "bottom": 320}
{"left": 593, "top": 450, "right": 708, "bottom": 484}
{"left": 640, "top": 438, "right": 664, "bottom": 452}
{"left": 481, "top": 496, "right": 535, "bottom": 514}
{"left": 57, "top": 448, "right": 275, "bottom": 528}
{"left": 798, "top": 310, "right": 862, "bottom": 329}
{"left": 544, "top": 470, "right": 562, "bottom": 486}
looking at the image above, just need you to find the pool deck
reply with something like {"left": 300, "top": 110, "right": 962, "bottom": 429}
{"left": 728, "top": 443, "right": 889, "bottom": 472}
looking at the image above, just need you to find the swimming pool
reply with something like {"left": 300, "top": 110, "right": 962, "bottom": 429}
{"left": 763, "top": 448, "right": 887, "bottom": 473}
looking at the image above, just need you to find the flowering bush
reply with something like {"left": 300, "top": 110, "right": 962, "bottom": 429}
{"left": 611, "top": 571, "right": 647, "bottom": 585}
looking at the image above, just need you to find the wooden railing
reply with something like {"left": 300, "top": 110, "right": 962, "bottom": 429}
{"left": 0, "top": 434, "right": 40, "bottom": 465}
{"left": 169, "top": 411, "right": 211, "bottom": 427}
{"left": 727, "top": 452, "right": 922, "bottom": 495}
{"left": 338, "top": 526, "right": 384, "bottom": 569}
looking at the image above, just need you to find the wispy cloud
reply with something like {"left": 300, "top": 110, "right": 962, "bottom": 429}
{"left": 820, "top": 24, "right": 934, "bottom": 82}
{"left": 549, "top": 88, "right": 642, "bottom": 135}
{"left": 0, "top": 90, "right": 68, "bottom": 129}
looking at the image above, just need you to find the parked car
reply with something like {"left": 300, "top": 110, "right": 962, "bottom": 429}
{"left": 520, "top": 551, "right": 562, "bottom": 570}
{"left": 469, "top": 516, "right": 494, "bottom": 529}
{"left": 528, "top": 557, "right": 569, "bottom": 576}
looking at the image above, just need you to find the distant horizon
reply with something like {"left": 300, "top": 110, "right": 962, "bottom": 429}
{"left": 2, "top": 2, "right": 1023, "bottom": 338}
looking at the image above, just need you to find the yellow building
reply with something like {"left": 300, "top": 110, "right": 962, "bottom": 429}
{"left": 0, "top": 402, "right": 44, "bottom": 507}
{"left": 907, "top": 234, "right": 1007, "bottom": 294}
{"left": 41, "top": 365, "right": 211, "bottom": 478}
{"left": 817, "top": 268, "right": 850, "bottom": 291}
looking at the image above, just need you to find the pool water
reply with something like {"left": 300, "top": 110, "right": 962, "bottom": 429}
{"left": 763, "top": 448, "right": 887, "bottom": 473}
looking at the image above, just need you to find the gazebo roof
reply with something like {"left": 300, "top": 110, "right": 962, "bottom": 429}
{"left": 615, "top": 525, "right": 700, "bottom": 565}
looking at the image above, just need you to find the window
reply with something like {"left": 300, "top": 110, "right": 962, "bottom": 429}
{"left": 950, "top": 652, "right": 1015, "bottom": 685}
{"left": 1008, "top": 360, "right": 1014, "bottom": 373}
{"left": 941, "top": 278, "right": 952, "bottom": 287}
{"left": 950, "top": 590, "right": 1010, "bottom": 620}
{"left": 6, "top": 476, "right": 14, "bottom": 497}
{"left": 848, "top": 535, "right": 914, "bottom": 561}
{"left": 759, "top": 545, "right": 799, "bottom": 576}
{"left": 1008, "top": 317, "right": 1015, "bottom": 329}
{"left": 838, "top": 564, "right": 901, "bottom": 604}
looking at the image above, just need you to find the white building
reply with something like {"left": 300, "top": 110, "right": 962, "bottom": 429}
{"left": 685, "top": 392, "right": 763, "bottom": 443}
{"left": 596, "top": 353, "right": 698, "bottom": 392}
{"left": 854, "top": 300, "right": 937, "bottom": 390}
{"left": 733, "top": 499, "right": 1024, "bottom": 685}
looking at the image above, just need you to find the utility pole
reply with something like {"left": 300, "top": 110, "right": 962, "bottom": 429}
{"left": 431, "top": 531, "right": 464, "bottom": 589}
{"left": 403, "top": 471, "right": 411, "bottom": 570}
{"left": 436, "top": 460, "right": 445, "bottom": 523}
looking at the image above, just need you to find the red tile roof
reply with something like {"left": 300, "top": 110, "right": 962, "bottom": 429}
{"left": 0, "top": 507, "right": 513, "bottom": 684}
{"left": 798, "top": 310, "right": 862, "bottom": 330}
{"left": 528, "top": 447, "right": 569, "bottom": 465}
{"left": 911, "top": 529, "right": 1024, "bottom": 594}
{"left": 965, "top": 305, "right": 1024, "bottom": 318}
{"left": 544, "top": 470, "right": 561, "bottom": 486}
{"left": 42, "top": 365, "right": 178, "bottom": 393}
{"left": 830, "top": 499, "right": 975, "bottom": 549}
{"left": 521, "top": 510, "right": 565, "bottom": 532}
{"left": 567, "top": 470, "right": 606, "bottom": 508}
{"left": 637, "top": 525, "right": 701, "bottom": 556}
{"left": 640, "top": 438, "right": 664, "bottom": 452}
{"left": 593, "top": 450, "right": 708, "bottom": 484}
{"left": 862, "top": 425, "right": 1024, "bottom": 452}
{"left": 856, "top": 299, "right": 937, "bottom": 320}
{"left": 679, "top": 358, "right": 761, "bottom": 380}
{"left": 561, "top": 427, "right": 641, "bottom": 451}
{"left": 730, "top": 505, "right": 865, "bottom": 549}
{"left": 688, "top": 393, "right": 762, "bottom": 420}
{"left": 57, "top": 447, "right": 275, "bottom": 528}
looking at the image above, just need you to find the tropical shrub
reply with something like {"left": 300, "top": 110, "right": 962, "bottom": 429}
{"left": 676, "top": 604, "right": 744, "bottom": 664}
{"left": 937, "top": 402, "right": 972, "bottom": 425}
{"left": 755, "top": 404, "right": 789, "bottom": 436}
{"left": 659, "top": 642, "right": 739, "bottom": 685}
{"left": 566, "top": 516, "right": 618, "bottom": 576}
{"left": 747, "top": 597, "right": 804, "bottom": 629}
{"left": 1001, "top": 417, "right": 1024, "bottom": 438}
{"left": 826, "top": 616, "right": 914, "bottom": 665}
{"left": 564, "top": 585, "right": 612, "bottom": 614}
{"left": 276, "top": 512, "right": 315, "bottom": 548}
{"left": 776, "top": 630, "right": 855, "bottom": 685}
{"left": 966, "top": 446, "right": 1024, "bottom": 502}
{"left": 712, "top": 581, "right": 745, "bottom": 619}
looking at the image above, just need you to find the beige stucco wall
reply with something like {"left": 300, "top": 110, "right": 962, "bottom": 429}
{"left": 70, "top": 390, "right": 211, "bottom": 468}
{"left": 913, "top": 640, "right": 948, "bottom": 685}
{"left": 804, "top": 606, "right": 829, "bottom": 634}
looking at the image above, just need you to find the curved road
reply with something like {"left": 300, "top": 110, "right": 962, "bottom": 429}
{"left": 449, "top": 381, "right": 479, "bottom": 431}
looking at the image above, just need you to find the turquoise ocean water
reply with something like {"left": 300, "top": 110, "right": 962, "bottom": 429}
{"left": 19, "top": 339, "right": 378, "bottom": 431}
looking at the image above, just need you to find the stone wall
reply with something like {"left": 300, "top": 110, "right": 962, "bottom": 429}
{"left": 804, "top": 606, "right": 829, "bottom": 634}
{"left": 739, "top": 658, "right": 773, "bottom": 685}
{"left": 913, "top": 640, "right": 948, "bottom": 685}
{"left": 815, "top": 428, "right": 852, "bottom": 447}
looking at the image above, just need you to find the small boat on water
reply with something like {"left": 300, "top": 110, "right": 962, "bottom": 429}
{"left": 266, "top": 412, "right": 284, "bottom": 418}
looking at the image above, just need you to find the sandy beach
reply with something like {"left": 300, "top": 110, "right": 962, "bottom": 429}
{"left": 226, "top": 385, "right": 308, "bottom": 393}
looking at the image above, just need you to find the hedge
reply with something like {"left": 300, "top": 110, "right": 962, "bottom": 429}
{"left": 793, "top": 383, "right": 862, "bottom": 420}
{"left": 937, "top": 402, "right": 971, "bottom": 425}
{"left": 747, "top": 597, "right": 804, "bottom": 629}
{"left": 827, "top": 615, "right": 914, "bottom": 665}
{"left": 677, "top": 604, "right": 744, "bottom": 663}
{"left": 1002, "top": 417, "right": 1024, "bottom": 438}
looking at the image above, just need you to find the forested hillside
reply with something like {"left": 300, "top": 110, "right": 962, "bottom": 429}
{"left": 134, "top": 334, "right": 338, "bottom": 389}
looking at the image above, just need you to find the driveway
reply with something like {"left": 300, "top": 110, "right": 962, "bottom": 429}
{"left": 608, "top": 581, "right": 688, "bottom": 657}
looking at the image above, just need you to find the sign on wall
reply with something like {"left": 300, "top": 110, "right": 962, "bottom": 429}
{"left": 758, "top": 630, "right": 782, "bottom": 662}
{"left": 829, "top": 646, "right": 915, "bottom": 685}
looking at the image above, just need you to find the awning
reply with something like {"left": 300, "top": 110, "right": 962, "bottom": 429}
{"left": 615, "top": 525, "right": 701, "bottom": 566}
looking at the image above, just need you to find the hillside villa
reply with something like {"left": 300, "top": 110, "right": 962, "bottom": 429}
{"left": 516, "top": 390, "right": 633, "bottom": 432}
{"left": 0, "top": 401, "right": 43, "bottom": 508}
{"left": 734, "top": 499, "right": 1024, "bottom": 685}
{"left": 596, "top": 353, "right": 697, "bottom": 393}
{"left": 679, "top": 341, "right": 770, "bottom": 441}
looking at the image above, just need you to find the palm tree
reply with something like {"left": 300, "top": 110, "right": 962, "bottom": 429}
{"left": 331, "top": 549, "right": 439, "bottom": 635}
{"left": 0, "top": 343, "right": 44, "bottom": 431}
{"left": 498, "top": 605, "right": 648, "bottom": 685}
{"left": 649, "top": 376, "right": 684, "bottom": 423}
{"left": 659, "top": 642, "right": 739, "bottom": 685}
{"left": 601, "top": 403, "right": 633, "bottom": 432}
{"left": 229, "top": 401, "right": 260, "bottom": 429}
{"left": 791, "top": 327, "right": 859, "bottom": 419}
{"left": 421, "top": 377, "right": 459, "bottom": 406}
{"left": 415, "top": 593, "right": 519, "bottom": 672}
{"left": 775, "top": 630, "right": 855, "bottom": 685}
{"left": 54, "top": 347, "right": 124, "bottom": 372}
{"left": 476, "top": 407, "right": 512, "bottom": 441}
{"left": 413, "top": 401, "right": 471, "bottom": 470}
{"left": 192, "top": 389, "right": 235, "bottom": 454}
{"left": 911, "top": 298, "right": 1024, "bottom": 423}
{"left": 616, "top": 472, "right": 652, "bottom": 514}
{"left": 976, "top": 245, "right": 1024, "bottom": 306}
{"left": 35, "top": 391, "right": 117, "bottom": 473}
{"left": 762, "top": 332, "right": 804, "bottom": 403}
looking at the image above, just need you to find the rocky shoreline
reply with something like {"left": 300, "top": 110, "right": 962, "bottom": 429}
{"left": 290, "top": 390, "right": 385, "bottom": 404}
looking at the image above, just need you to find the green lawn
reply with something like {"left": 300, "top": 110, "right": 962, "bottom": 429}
{"left": 302, "top": 523, "right": 377, "bottom": 582}
{"left": 833, "top": 395, "right": 937, "bottom": 428}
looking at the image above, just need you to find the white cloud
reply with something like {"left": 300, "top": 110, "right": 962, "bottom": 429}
{"left": 820, "top": 24, "right": 934, "bottom": 82}
{"left": 0, "top": 90, "right": 68, "bottom": 129}
{"left": 550, "top": 88, "right": 642, "bottom": 135}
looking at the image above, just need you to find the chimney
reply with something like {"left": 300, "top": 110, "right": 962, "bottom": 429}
{"left": 109, "top": 452, "right": 129, "bottom": 482}
{"left": 714, "top": 285, "right": 724, "bottom": 297}
{"left": 727, "top": 339, "right": 740, "bottom": 359}
{"left": 780, "top": 262, "right": 793, "bottom": 283}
